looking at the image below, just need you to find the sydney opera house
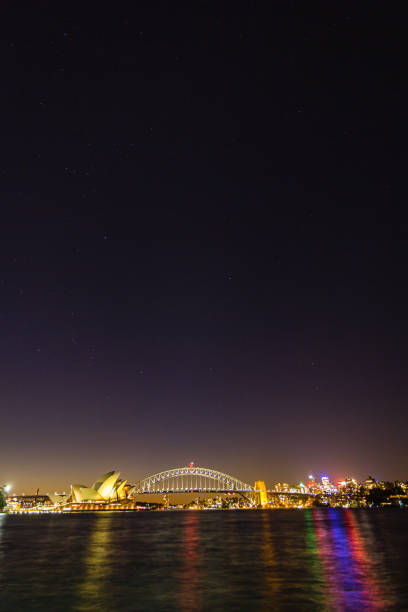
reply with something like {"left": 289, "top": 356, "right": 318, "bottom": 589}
{"left": 71, "top": 471, "right": 130, "bottom": 503}
{"left": 66, "top": 471, "right": 152, "bottom": 511}
{"left": 7, "top": 472, "right": 157, "bottom": 513}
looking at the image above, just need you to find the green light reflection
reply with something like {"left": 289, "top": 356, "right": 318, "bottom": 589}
{"left": 304, "top": 510, "right": 327, "bottom": 610}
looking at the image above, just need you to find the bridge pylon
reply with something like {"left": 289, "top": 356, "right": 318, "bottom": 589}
{"left": 254, "top": 481, "right": 268, "bottom": 506}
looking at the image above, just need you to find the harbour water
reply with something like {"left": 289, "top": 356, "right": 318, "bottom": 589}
{"left": 0, "top": 509, "right": 406, "bottom": 611}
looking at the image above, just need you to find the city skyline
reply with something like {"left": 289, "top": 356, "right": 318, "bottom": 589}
{"left": 4, "top": 466, "right": 406, "bottom": 513}
{"left": 4, "top": 461, "right": 404, "bottom": 497}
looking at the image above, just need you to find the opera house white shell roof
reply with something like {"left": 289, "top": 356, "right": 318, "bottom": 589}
{"left": 71, "top": 471, "right": 127, "bottom": 503}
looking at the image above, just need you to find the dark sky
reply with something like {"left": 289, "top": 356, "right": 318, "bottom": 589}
{"left": 1, "top": 3, "right": 407, "bottom": 492}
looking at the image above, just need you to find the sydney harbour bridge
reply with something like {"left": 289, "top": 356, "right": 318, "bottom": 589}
{"left": 128, "top": 465, "right": 254, "bottom": 496}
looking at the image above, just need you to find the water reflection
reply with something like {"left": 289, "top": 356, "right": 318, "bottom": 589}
{"left": 77, "top": 514, "right": 113, "bottom": 611}
{"left": 179, "top": 511, "right": 202, "bottom": 611}
{"left": 310, "top": 509, "right": 390, "bottom": 611}
{"left": 261, "top": 511, "right": 280, "bottom": 603}
{"left": 344, "top": 510, "right": 393, "bottom": 609}
{"left": 0, "top": 511, "right": 404, "bottom": 610}
{"left": 304, "top": 510, "right": 326, "bottom": 609}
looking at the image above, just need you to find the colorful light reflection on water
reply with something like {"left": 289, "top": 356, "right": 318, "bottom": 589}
{"left": 310, "top": 509, "right": 394, "bottom": 611}
{"left": 0, "top": 511, "right": 404, "bottom": 610}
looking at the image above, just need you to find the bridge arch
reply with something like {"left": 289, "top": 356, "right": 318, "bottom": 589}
{"left": 129, "top": 466, "right": 253, "bottom": 495}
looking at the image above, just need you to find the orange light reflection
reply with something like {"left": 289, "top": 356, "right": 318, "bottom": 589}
{"left": 179, "top": 512, "right": 202, "bottom": 612}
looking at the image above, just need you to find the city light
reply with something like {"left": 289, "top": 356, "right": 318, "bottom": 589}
{"left": 2, "top": 469, "right": 408, "bottom": 513}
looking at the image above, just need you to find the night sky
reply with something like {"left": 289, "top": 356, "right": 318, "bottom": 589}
{"left": 1, "top": 3, "right": 407, "bottom": 493}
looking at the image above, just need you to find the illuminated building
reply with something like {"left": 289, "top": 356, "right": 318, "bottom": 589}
{"left": 337, "top": 478, "right": 358, "bottom": 493}
{"left": 274, "top": 483, "right": 289, "bottom": 493}
{"left": 306, "top": 475, "right": 319, "bottom": 493}
{"left": 364, "top": 476, "right": 377, "bottom": 490}
{"left": 71, "top": 471, "right": 129, "bottom": 503}
{"left": 321, "top": 475, "right": 336, "bottom": 493}
{"left": 8, "top": 495, "right": 52, "bottom": 510}
{"left": 48, "top": 492, "right": 70, "bottom": 506}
